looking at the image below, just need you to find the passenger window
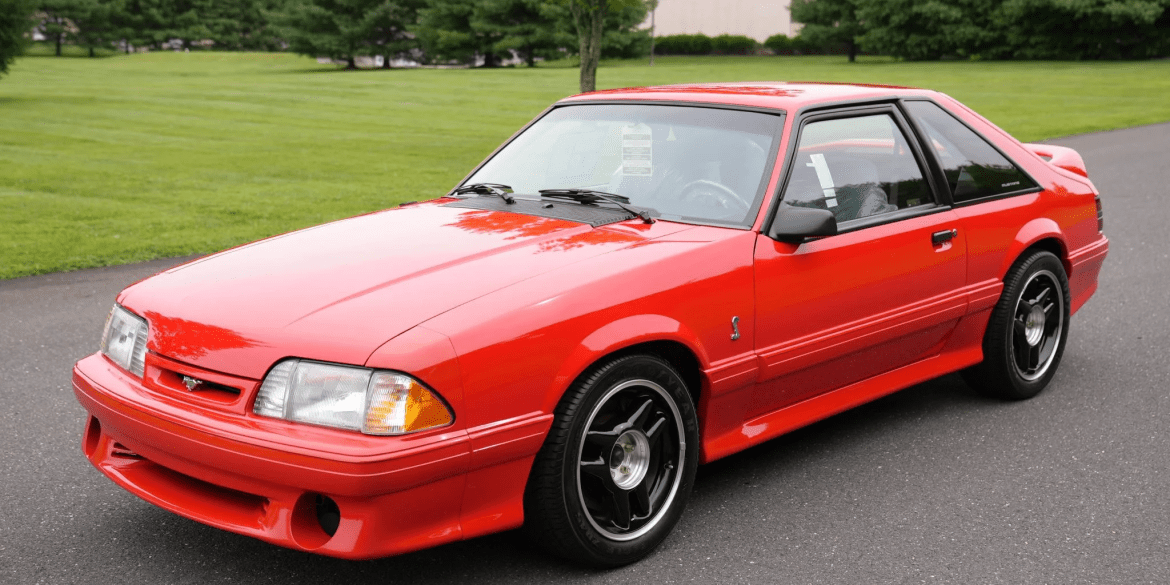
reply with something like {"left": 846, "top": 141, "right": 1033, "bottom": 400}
{"left": 904, "top": 101, "right": 1037, "bottom": 202}
{"left": 784, "top": 114, "right": 932, "bottom": 223}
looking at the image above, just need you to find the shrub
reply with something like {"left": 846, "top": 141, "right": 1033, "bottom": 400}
{"left": 764, "top": 34, "right": 791, "bottom": 54}
{"left": 653, "top": 33, "right": 712, "bottom": 55}
{"left": 765, "top": 34, "right": 825, "bottom": 55}
{"left": 710, "top": 34, "right": 758, "bottom": 55}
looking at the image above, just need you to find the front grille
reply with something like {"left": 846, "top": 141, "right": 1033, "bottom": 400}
{"left": 143, "top": 353, "right": 258, "bottom": 412}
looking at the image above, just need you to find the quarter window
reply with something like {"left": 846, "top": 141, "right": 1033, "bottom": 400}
{"left": 904, "top": 101, "right": 1037, "bottom": 202}
{"left": 783, "top": 114, "right": 932, "bottom": 223}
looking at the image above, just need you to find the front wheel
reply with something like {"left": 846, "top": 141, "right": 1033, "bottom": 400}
{"left": 523, "top": 354, "right": 699, "bottom": 567}
{"left": 964, "top": 250, "right": 1070, "bottom": 400}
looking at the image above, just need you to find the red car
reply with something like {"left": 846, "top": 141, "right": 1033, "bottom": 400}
{"left": 74, "top": 82, "right": 1108, "bottom": 567}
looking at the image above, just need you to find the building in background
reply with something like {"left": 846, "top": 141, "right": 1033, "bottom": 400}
{"left": 643, "top": 0, "right": 795, "bottom": 41}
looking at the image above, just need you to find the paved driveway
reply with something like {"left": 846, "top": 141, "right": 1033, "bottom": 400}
{"left": 1, "top": 123, "right": 1167, "bottom": 584}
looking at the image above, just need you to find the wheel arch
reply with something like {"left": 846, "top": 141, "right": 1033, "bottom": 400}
{"left": 1001, "top": 219, "right": 1070, "bottom": 279}
{"left": 544, "top": 315, "right": 708, "bottom": 417}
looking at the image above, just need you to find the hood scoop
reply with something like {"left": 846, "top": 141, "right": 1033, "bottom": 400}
{"left": 444, "top": 196, "right": 635, "bottom": 227}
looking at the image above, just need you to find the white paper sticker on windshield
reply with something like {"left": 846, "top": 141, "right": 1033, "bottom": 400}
{"left": 806, "top": 153, "right": 838, "bottom": 208}
{"left": 622, "top": 123, "right": 653, "bottom": 177}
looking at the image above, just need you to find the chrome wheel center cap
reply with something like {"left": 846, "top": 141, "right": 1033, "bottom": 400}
{"left": 610, "top": 430, "right": 651, "bottom": 490}
{"left": 1024, "top": 304, "right": 1046, "bottom": 346}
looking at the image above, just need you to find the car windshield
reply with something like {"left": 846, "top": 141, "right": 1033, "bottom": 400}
{"left": 463, "top": 104, "right": 784, "bottom": 227}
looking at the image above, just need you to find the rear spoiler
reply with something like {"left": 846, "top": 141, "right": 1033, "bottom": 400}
{"left": 1022, "top": 143, "right": 1088, "bottom": 178}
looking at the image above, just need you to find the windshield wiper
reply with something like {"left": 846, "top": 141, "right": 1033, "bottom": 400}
{"left": 538, "top": 189, "right": 655, "bottom": 224}
{"left": 454, "top": 182, "right": 515, "bottom": 204}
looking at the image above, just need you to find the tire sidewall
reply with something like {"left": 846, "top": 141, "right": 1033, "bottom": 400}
{"left": 989, "top": 251, "right": 1071, "bottom": 399}
{"left": 557, "top": 355, "right": 700, "bottom": 566}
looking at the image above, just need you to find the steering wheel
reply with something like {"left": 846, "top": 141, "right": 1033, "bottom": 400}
{"left": 679, "top": 179, "right": 750, "bottom": 220}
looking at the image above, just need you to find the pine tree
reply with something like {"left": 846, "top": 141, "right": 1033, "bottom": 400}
{"left": 474, "top": 0, "right": 559, "bottom": 67}
{"left": 1, "top": 0, "right": 34, "bottom": 76}
{"left": 417, "top": 0, "right": 505, "bottom": 66}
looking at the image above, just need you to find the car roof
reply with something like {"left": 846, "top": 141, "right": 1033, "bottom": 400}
{"left": 557, "top": 82, "right": 941, "bottom": 112}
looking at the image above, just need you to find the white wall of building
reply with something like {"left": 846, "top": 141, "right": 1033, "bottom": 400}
{"left": 644, "top": 0, "right": 795, "bottom": 42}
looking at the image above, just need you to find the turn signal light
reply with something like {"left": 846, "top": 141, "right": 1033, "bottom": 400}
{"left": 364, "top": 372, "right": 454, "bottom": 435}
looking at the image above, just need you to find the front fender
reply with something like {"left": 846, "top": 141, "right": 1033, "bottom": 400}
{"left": 542, "top": 315, "right": 709, "bottom": 414}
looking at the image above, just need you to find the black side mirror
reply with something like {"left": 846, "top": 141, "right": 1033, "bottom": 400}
{"left": 768, "top": 203, "right": 838, "bottom": 243}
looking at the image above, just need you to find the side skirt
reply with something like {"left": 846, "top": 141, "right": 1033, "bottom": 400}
{"left": 701, "top": 344, "right": 983, "bottom": 463}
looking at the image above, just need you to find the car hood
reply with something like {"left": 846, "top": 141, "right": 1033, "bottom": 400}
{"left": 119, "top": 200, "right": 691, "bottom": 379}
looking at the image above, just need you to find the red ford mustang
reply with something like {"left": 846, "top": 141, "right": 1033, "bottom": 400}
{"left": 73, "top": 82, "right": 1108, "bottom": 567}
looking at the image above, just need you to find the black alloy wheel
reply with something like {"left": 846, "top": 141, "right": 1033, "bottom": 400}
{"left": 524, "top": 354, "right": 699, "bottom": 567}
{"left": 1009, "top": 269, "right": 1064, "bottom": 382}
{"left": 964, "top": 250, "right": 1071, "bottom": 400}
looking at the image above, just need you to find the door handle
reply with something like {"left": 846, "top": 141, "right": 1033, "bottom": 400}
{"left": 931, "top": 229, "right": 957, "bottom": 245}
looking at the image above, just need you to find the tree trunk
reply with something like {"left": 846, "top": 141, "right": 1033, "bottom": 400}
{"left": 55, "top": 34, "right": 62, "bottom": 57}
{"left": 89, "top": 47, "right": 95, "bottom": 58}
{"left": 649, "top": 6, "right": 655, "bottom": 66}
{"left": 525, "top": 44, "right": 534, "bottom": 67}
{"left": 482, "top": 50, "right": 496, "bottom": 68}
{"left": 382, "top": 53, "right": 392, "bottom": 69}
{"left": 571, "top": 0, "right": 607, "bottom": 93}
{"left": 848, "top": 39, "right": 857, "bottom": 63}
{"left": 346, "top": 55, "right": 357, "bottom": 69}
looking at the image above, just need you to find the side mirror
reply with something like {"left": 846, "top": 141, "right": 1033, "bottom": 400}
{"left": 768, "top": 203, "right": 838, "bottom": 243}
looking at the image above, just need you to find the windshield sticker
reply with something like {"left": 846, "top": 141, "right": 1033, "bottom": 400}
{"left": 622, "top": 123, "right": 653, "bottom": 177}
{"left": 807, "top": 153, "right": 838, "bottom": 208}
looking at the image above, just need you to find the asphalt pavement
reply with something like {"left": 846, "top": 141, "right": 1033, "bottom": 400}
{"left": 1, "top": 122, "right": 1167, "bottom": 584}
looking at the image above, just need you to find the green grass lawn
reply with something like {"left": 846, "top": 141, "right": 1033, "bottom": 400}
{"left": 2, "top": 52, "right": 1169, "bottom": 280}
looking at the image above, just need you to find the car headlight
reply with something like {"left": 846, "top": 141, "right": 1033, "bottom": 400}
{"left": 101, "top": 305, "right": 148, "bottom": 377}
{"left": 253, "top": 359, "right": 454, "bottom": 435}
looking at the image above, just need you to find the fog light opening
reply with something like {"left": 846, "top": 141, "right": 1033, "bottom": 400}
{"left": 83, "top": 416, "right": 102, "bottom": 457}
{"left": 290, "top": 492, "right": 340, "bottom": 549}
{"left": 316, "top": 494, "right": 340, "bottom": 537}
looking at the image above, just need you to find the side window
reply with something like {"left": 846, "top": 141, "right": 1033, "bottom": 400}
{"left": 783, "top": 114, "right": 932, "bottom": 224}
{"left": 904, "top": 101, "right": 1038, "bottom": 202}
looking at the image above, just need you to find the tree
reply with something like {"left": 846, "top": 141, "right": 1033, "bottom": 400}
{"left": 1, "top": 0, "right": 34, "bottom": 76}
{"left": 789, "top": 0, "right": 862, "bottom": 61}
{"left": 199, "top": 0, "right": 289, "bottom": 51}
{"left": 417, "top": 0, "right": 505, "bottom": 66}
{"left": 856, "top": 0, "right": 1000, "bottom": 60}
{"left": 565, "top": 0, "right": 605, "bottom": 92}
{"left": 559, "top": 0, "right": 643, "bottom": 91}
{"left": 473, "top": 0, "right": 559, "bottom": 66}
{"left": 39, "top": 0, "right": 78, "bottom": 56}
{"left": 599, "top": 0, "right": 648, "bottom": 58}
{"left": 109, "top": 0, "right": 170, "bottom": 51}
{"left": 361, "top": 0, "right": 425, "bottom": 67}
{"left": 71, "top": 0, "right": 115, "bottom": 56}
{"left": 993, "top": 0, "right": 1170, "bottom": 59}
{"left": 280, "top": 0, "right": 422, "bottom": 68}
{"left": 279, "top": 0, "right": 371, "bottom": 68}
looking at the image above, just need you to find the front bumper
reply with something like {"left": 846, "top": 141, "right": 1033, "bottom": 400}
{"left": 73, "top": 353, "right": 525, "bottom": 559}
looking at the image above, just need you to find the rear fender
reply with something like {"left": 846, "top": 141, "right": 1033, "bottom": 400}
{"left": 1001, "top": 218, "right": 1068, "bottom": 278}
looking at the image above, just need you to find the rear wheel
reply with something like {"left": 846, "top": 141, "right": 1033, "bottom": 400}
{"left": 964, "top": 250, "right": 1070, "bottom": 400}
{"left": 524, "top": 354, "right": 699, "bottom": 567}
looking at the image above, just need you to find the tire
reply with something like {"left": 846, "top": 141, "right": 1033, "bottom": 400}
{"left": 963, "top": 250, "right": 1070, "bottom": 400}
{"left": 523, "top": 354, "right": 700, "bottom": 567}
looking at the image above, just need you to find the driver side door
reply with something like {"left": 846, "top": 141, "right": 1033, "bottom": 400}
{"left": 750, "top": 105, "right": 969, "bottom": 418}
